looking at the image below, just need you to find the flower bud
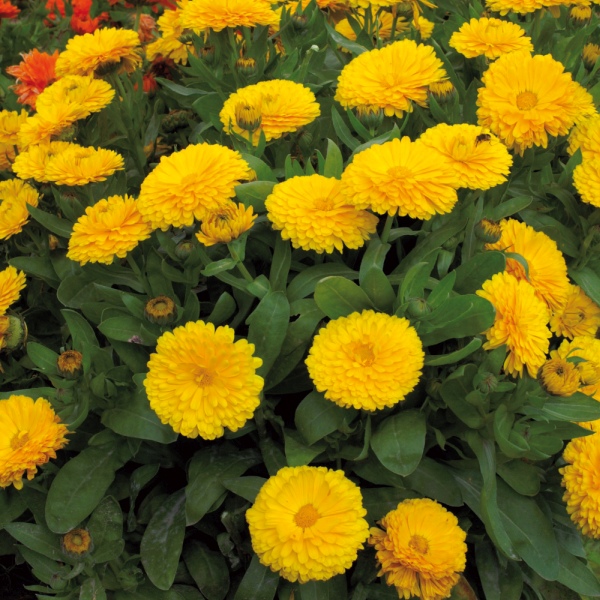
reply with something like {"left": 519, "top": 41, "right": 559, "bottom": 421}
{"left": 429, "top": 80, "right": 456, "bottom": 104}
{"left": 407, "top": 298, "right": 431, "bottom": 318}
{"left": 583, "top": 43, "right": 600, "bottom": 69}
{"left": 48, "top": 234, "right": 59, "bottom": 251}
{"left": 200, "top": 45, "right": 216, "bottom": 64}
{"left": 144, "top": 295, "right": 177, "bottom": 325}
{"left": 475, "top": 218, "right": 502, "bottom": 244}
{"left": 0, "top": 315, "right": 27, "bottom": 351}
{"left": 570, "top": 5, "right": 592, "bottom": 25}
{"left": 57, "top": 350, "right": 83, "bottom": 379}
{"left": 356, "top": 105, "right": 384, "bottom": 130}
{"left": 395, "top": 1, "right": 414, "bottom": 19}
{"left": 178, "top": 28, "right": 194, "bottom": 44}
{"left": 292, "top": 12, "right": 308, "bottom": 29}
{"left": 235, "top": 102, "right": 262, "bottom": 132}
{"left": 62, "top": 528, "right": 92, "bottom": 557}
{"left": 174, "top": 239, "right": 195, "bottom": 260}
{"left": 235, "top": 57, "right": 257, "bottom": 77}
{"left": 162, "top": 110, "right": 191, "bottom": 133}
{"left": 476, "top": 372, "right": 498, "bottom": 394}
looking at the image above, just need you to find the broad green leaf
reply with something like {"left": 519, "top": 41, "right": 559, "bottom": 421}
{"left": 184, "top": 540, "right": 230, "bottom": 600}
{"left": 497, "top": 460, "right": 540, "bottom": 497}
{"left": 362, "top": 487, "right": 418, "bottom": 522}
{"left": 323, "top": 138, "right": 344, "bottom": 178}
{"left": 489, "top": 196, "right": 533, "bottom": 221}
{"left": 98, "top": 315, "right": 157, "bottom": 345}
{"left": 425, "top": 338, "right": 482, "bottom": 367}
{"left": 61, "top": 309, "right": 99, "bottom": 349}
{"left": 87, "top": 496, "right": 123, "bottom": 552}
{"left": 541, "top": 391, "right": 600, "bottom": 422}
{"left": 27, "top": 205, "right": 73, "bottom": 238}
{"left": 26, "top": 343, "right": 59, "bottom": 375}
{"left": 235, "top": 181, "right": 276, "bottom": 212}
{"left": 453, "top": 252, "right": 506, "bottom": 294}
{"left": 222, "top": 476, "right": 266, "bottom": 503}
{"left": 269, "top": 236, "right": 291, "bottom": 292}
{"left": 440, "top": 365, "right": 485, "bottom": 429}
{"left": 284, "top": 429, "right": 326, "bottom": 467}
{"left": 80, "top": 577, "right": 107, "bottom": 600}
{"left": 9, "top": 257, "right": 58, "bottom": 285}
{"left": 404, "top": 458, "right": 463, "bottom": 507}
{"left": 287, "top": 264, "right": 359, "bottom": 303}
{"left": 557, "top": 546, "right": 600, "bottom": 596}
{"left": 297, "top": 576, "right": 347, "bottom": 599}
{"left": 314, "top": 276, "right": 374, "bottom": 319}
{"left": 571, "top": 267, "right": 600, "bottom": 306}
{"left": 475, "top": 542, "right": 523, "bottom": 600}
{"left": 233, "top": 555, "right": 279, "bottom": 600}
{"left": 4, "top": 523, "right": 63, "bottom": 563}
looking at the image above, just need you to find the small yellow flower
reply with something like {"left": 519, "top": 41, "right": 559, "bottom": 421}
{"left": 429, "top": 79, "right": 456, "bottom": 103}
{"left": 583, "top": 43, "right": 600, "bottom": 69}
{"left": 146, "top": 3, "right": 195, "bottom": 65}
{"left": 0, "top": 266, "right": 26, "bottom": 315}
{"left": 57, "top": 350, "right": 83, "bottom": 379}
{"left": 196, "top": 202, "right": 256, "bottom": 247}
{"left": 414, "top": 15, "right": 434, "bottom": 39}
{"left": 539, "top": 357, "right": 581, "bottom": 396}
{"left": 62, "top": 528, "right": 92, "bottom": 556}
{"left": 0, "top": 179, "right": 39, "bottom": 240}
{"left": 550, "top": 284, "right": 600, "bottom": 339}
{"left": 554, "top": 336, "right": 600, "bottom": 400}
{"left": 180, "top": 0, "right": 278, "bottom": 33}
{"left": 144, "top": 296, "right": 177, "bottom": 324}
{"left": 475, "top": 218, "right": 502, "bottom": 243}
{"left": 568, "top": 115, "right": 600, "bottom": 160}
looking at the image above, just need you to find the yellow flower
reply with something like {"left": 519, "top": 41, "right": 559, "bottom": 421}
{"left": 220, "top": 80, "right": 320, "bottom": 145}
{"left": 477, "top": 51, "right": 596, "bottom": 154}
{"left": 180, "top": 0, "right": 278, "bottom": 33}
{"left": 583, "top": 43, "right": 600, "bottom": 69}
{"left": 570, "top": 4, "right": 592, "bottom": 22}
{"left": 305, "top": 310, "right": 424, "bottom": 410}
{"left": 11, "top": 141, "right": 74, "bottom": 183}
{"left": 369, "top": 498, "right": 467, "bottom": 600}
{"left": 449, "top": 17, "right": 533, "bottom": 60}
{"left": 196, "top": 202, "right": 256, "bottom": 246}
{"left": 17, "top": 104, "right": 83, "bottom": 149}
{"left": 137, "top": 143, "right": 251, "bottom": 230}
{"left": 144, "top": 296, "right": 177, "bottom": 324}
{"left": 57, "top": 350, "right": 83, "bottom": 378}
{"left": 550, "top": 285, "right": 600, "bottom": 339}
{"left": 568, "top": 115, "right": 600, "bottom": 160}
{"left": 554, "top": 337, "right": 600, "bottom": 400}
{"left": 486, "top": 219, "right": 569, "bottom": 312}
{"left": 144, "top": 320, "right": 264, "bottom": 440}
{"left": 335, "top": 11, "right": 407, "bottom": 47}
{"left": 477, "top": 272, "right": 551, "bottom": 378}
{"left": 67, "top": 195, "right": 152, "bottom": 265}
{"left": 418, "top": 123, "right": 512, "bottom": 190}
{"left": 146, "top": 4, "right": 194, "bottom": 65}
{"left": 340, "top": 137, "right": 458, "bottom": 219}
{"left": 246, "top": 466, "right": 369, "bottom": 583}
{"left": 0, "top": 395, "right": 69, "bottom": 490}
{"left": 265, "top": 175, "right": 378, "bottom": 253}
{"left": 475, "top": 218, "right": 502, "bottom": 243}
{"left": 62, "top": 529, "right": 92, "bottom": 556}
{"left": 0, "top": 266, "right": 26, "bottom": 315}
{"left": 539, "top": 356, "right": 581, "bottom": 396}
{"left": 485, "top": 0, "right": 570, "bottom": 14}
{"left": 55, "top": 28, "right": 142, "bottom": 77}
{"left": 0, "top": 109, "right": 28, "bottom": 145}
{"left": 414, "top": 15, "right": 434, "bottom": 39}
{"left": 429, "top": 79, "right": 456, "bottom": 103}
{"left": 0, "top": 179, "right": 39, "bottom": 240}
{"left": 574, "top": 157, "right": 600, "bottom": 208}
{"left": 335, "top": 39, "right": 446, "bottom": 118}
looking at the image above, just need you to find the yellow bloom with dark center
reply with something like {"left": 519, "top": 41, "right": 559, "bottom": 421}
{"left": 146, "top": 4, "right": 194, "bottom": 65}
{"left": 220, "top": 80, "right": 320, "bottom": 145}
{"left": 449, "top": 17, "right": 532, "bottom": 60}
{"left": 485, "top": 0, "right": 571, "bottom": 14}
{"left": 369, "top": 498, "right": 467, "bottom": 600}
{"left": 574, "top": 157, "right": 600, "bottom": 208}
{"left": 486, "top": 219, "right": 570, "bottom": 312}
{"left": 0, "top": 395, "right": 69, "bottom": 490}
{"left": 137, "top": 143, "right": 251, "bottom": 230}
{"left": 335, "top": 39, "right": 446, "bottom": 118}
{"left": 554, "top": 337, "right": 600, "bottom": 400}
{"left": 419, "top": 123, "right": 512, "bottom": 190}
{"left": 246, "top": 466, "right": 369, "bottom": 583}
{"left": 477, "top": 272, "right": 551, "bottom": 378}
{"left": 305, "top": 310, "right": 424, "bottom": 410}
{"left": 539, "top": 356, "right": 581, "bottom": 396}
{"left": 55, "top": 28, "right": 142, "bottom": 77}
{"left": 550, "top": 285, "right": 600, "bottom": 339}
{"left": 144, "top": 320, "right": 264, "bottom": 439}
{"left": 0, "top": 266, "right": 26, "bottom": 315}
{"left": 340, "top": 137, "right": 458, "bottom": 219}
{"left": 265, "top": 175, "right": 378, "bottom": 254}
{"left": 0, "top": 109, "right": 28, "bottom": 145}
{"left": 583, "top": 43, "right": 600, "bottom": 68}
{"left": 144, "top": 296, "right": 177, "bottom": 324}
{"left": 180, "top": 0, "right": 278, "bottom": 33}
{"left": 62, "top": 528, "right": 92, "bottom": 556}
{"left": 196, "top": 202, "right": 256, "bottom": 246}
{"left": 67, "top": 195, "right": 152, "bottom": 265}
{"left": 11, "top": 141, "right": 74, "bottom": 183}
{"left": 0, "top": 179, "right": 39, "bottom": 240}
{"left": 477, "top": 51, "right": 596, "bottom": 154}
{"left": 57, "top": 350, "right": 83, "bottom": 378}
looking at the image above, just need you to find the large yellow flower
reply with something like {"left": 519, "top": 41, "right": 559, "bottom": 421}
{"left": 486, "top": 0, "right": 571, "bottom": 14}
{"left": 246, "top": 466, "right": 369, "bottom": 583}
{"left": 67, "top": 195, "right": 153, "bottom": 265}
{"left": 55, "top": 27, "right": 143, "bottom": 77}
{"left": 0, "top": 179, "right": 39, "bottom": 240}
{"left": 550, "top": 284, "right": 600, "bottom": 339}
{"left": 539, "top": 356, "right": 581, "bottom": 397}
{"left": 477, "top": 272, "right": 551, "bottom": 378}
{"left": 335, "top": 39, "right": 446, "bottom": 118}
{"left": 0, "top": 266, "right": 26, "bottom": 315}
{"left": 369, "top": 498, "right": 467, "bottom": 600}
{"left": 11, "top": 141, "right": 74, "bottom": 183}
{"left": 144, "top": 320, "right": 264, "bottom": 440}
{"left": 418, "top": 123, "right": 512, "bottom": 190}
{"left": 568, "top": 114, "right": 600, "bottom": 159}
{"left": 477, "top": 51, "right": 596, "bottom": 154}
{"left": 574, "top": 157, "right": 600, "bottom": 208}
{"left": 180, "top": 0, "right": 278, "bottom": 33}
{"left": 146, "top": 6, "right": 194, "bottom": 65}
{"left": 137, "top": 143, "right": 251, "bottom": 230}
{"left": 340, "top": 137, "right": 458, "bottom": 219}
{"left": 0, "top": 395, "right": 69, "bottom": 490}
{"left": 265, "top": 175, "right": 378, "bottom": 253}
{"left": 17, "top": 104, "right": 84, "bottom": 149}
{"left": 220, "top": 80, "right": 320, "bottom": 145}
{"left": 0, "top": 109, "right": 28, "bottom": 145}
{"left": 553, "top": 337, "right": 600, "bottom": 400}
{"left": 305, "top": 310, "right": 424, "bottom": 410}
{"left": 196, "top": 202, "right": 256, "bottom": 246}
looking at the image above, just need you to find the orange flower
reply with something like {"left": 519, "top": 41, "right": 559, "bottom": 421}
{"left": 45, "top": 0, "right": 65, "bottom": 22}
{"left": 0, "top": 0, "right": 19, "bottom": 19}
{"left": 6, "top": 50, "right": 59, "bottom": 110}
{"left": 136, "top": 13, "right": 157, "bottom": 42}
{"left": 70, "top": 0, "right": 108, "bottom": 33}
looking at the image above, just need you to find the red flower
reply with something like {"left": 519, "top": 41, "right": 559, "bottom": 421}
{"left": 0, "top": 0, "right": 20, "bottom": 19}
{"left": 6, "top": 49, "right": 59, "bottom": 109}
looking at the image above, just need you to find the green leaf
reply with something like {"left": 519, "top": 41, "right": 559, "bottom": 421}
{"left": 557, "top": 546, "right": 600, "bottom": 596}
{"left": 570, "top": 267, "right": 600, "bottom": 307}
{"left": 87, "top": 496, "right": 123, "bottom": 551}
{"left": 26, "top": 343, "right": 59, "bottom": 375}
{"left": 233, "top": 555, "right": 279, "bottom": 600}
{"left": 475, "top": 542, "right": 523, "bottom": 600}
{"left": 235, "top": 181, "right": 276, "bottom": 212}
{"left": 4, "top": 523, "right": 63, "bottom": 562}
{"left": 489, "top": 196, "right": 533, "bottom": 221}
{"left": 314, "top": 276, "right": 374, "bottom": 319}
{"left": 297, "top": 576, "right": 347, "bottom": 599}
{"left": 287, "top": 264, "right": 359, "bottom": 303}
{"left": 269, "top": 236, "right": 291, "bottom": 292}
{"left": 331, "top": 106, "right": 360, "bottom": 151}
{"left": 27, "top": 205, "right": 73, "bottom": 238}
{"left": 497, "top": 460, "right": 540, "bottom": 496}
{"left": 362, "top": 487, "right": 419, "bottom": 522}
{"left": 184, "top": 540, "right": 230, "bottom": 600}
{"left": 541, "top": 391, "right": 600, "bottom": 422}
{"left": 9, "top": 257, "right": 58, "bottom": 285}
{"left": 284, "top": 429, "right": 326, "bottom": 467}
{"left": 61, "top": 309, "right": 99, "bottom": 349}
{"left": 79, "top": 577, "right": 107, "bottom": 600}
{"left": 404, "top": 458, "right": 463, "bottom": 507}
{"left": 440, "top": 365, "right": 485, "bottom": 428}
{"left": 323, "top": 138, "right": 344, "bottom": 178}
{"left": 98, "top": 315, "right": 156, "bottom": 345}
{"left": 453, "top": 252, "right": 506, "bottom": 294}
{"left": 425, "top": 338, "right": 482, "bottom": 366}
{"left": 222, "top": 476, "right": 266, "bottom": 503}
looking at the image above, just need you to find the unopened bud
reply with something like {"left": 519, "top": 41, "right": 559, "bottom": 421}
{"left": 407, "top": 298, "right": 431, "bottom": 318}
{"left": 356, "top": 105, "right": 384, "bottom": 130}
{"left": 144, "top": 295, "right": 177, "bottom": 325}
{"left": 0, "top": 315, "right": 27, "bottom": 351}
{"left": 429, "top": 80, "right": 456, "bottom": 104}
{"left": 235, "top": 57, "right": 257, "bottom": 77}
{"left": 235, "top": 102, "right": 262, "bottom": 132}
{"left": 475, "top": 218, "right": 502, "bottom": 244}
{"left": 57, "top": 350, "right": 83, "bottom": 379}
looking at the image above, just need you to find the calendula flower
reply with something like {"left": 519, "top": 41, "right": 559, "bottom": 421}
{"left": 0, "top": 109, "right": 28, "bottom": 170}
{"left": 0, "top": 0, "right": 19, "bottom": 19}
{"left": 477, "top": 272, "right": 551, "bottom": 378}
{"left": 144, "top": 320, "right": 264, "bottom": 439}
{"left": 369, "top": 498, "right": 467, "bottom": 600}
{"left": 57, "top": 350, "right": 83, "bottom": 378}
{"left": 137, "top": 143, "right": 251, "bottom": 230}
{"left": 571, "top": 4, "right": 592, "bottom": 23}
{"left": 414, "top": 15, "right": 434, "bottom": 39}
{"left": 62, "top": 529, "right": 92, "bottom": 556}
{"left": 335, "top": 11, "right": 407, "bottom": 47}
{"left": 449, "top": 17, "right": 533, "bottom": 60}
{"left": 335, "top": 39, "right": 446, "bottom": 118}
{"left": 180, "top": 0, "right": 278, "bottom": 33}
{"left": 0, "top": 266, "right": 26, "bottom": 315}
{"left": 220, "top": 80, "right": 320, "bottom": 145}
{"left": 67, "top": 195, "right": 152, "bottom": 265}
{"left": 6, "top": 49, "right": 59, "bottom": 109}
{"left": 196, "top": 202, "right": 256, "bottom": 246}
{"left": 486, "top": 219, "right": 570, "bottom": 312}
{"left": 248, "top": 466, "right": 368, "bottom": 584}
{"left": 574, "top": 157, "right": 600, "bottom": 208}
{"left": 0, "top": 180, "right": 40, "bottom": 240}
{"left": 11, "top": 141, "right": 74, "bottom": 182}
{"left": 55, "top": 27, "right": 143, "bottom": 76}
{"left": 146, "top": 5, "right": 194, "bottom": 64}
{"left": 144, "top": 296, "right": 177, "bottom": 324}
{"left": 583, "top": 43, "right": 600, "bottom": 69}
{"left": 17, "top": 106, "right": 84, "bottom": 149}
{"left": 553, "top": 337, "right": 600, "bottom": 400}
{"left": 568, "top": 115, "right": 600, "bottom": 160}
{"left": 485, "top": 0, "right": 570, "bottom": 14}
{"left": 0, "top": 395, "right": 69, "bottom": 490}
{"left": 477, "top": 51, "right": 596, "bottom": 154}
{"left": 305, "top": 310, "right": 424, "bottom": 410}
{"left": 550, "top": 285, "right": 600, "bottom": 339}
{"left": 419, "top": 123, "right": 512, "bottom": 190}
{"left": 341, "top": 137, "right": 458, "bottom": 219}
{"left": 539, "top": 356, "right": 581, "bottom": 396}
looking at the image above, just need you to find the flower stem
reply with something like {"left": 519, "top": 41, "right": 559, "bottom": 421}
{"left": 380, "top": 213, "right": 394, "bottom": 244}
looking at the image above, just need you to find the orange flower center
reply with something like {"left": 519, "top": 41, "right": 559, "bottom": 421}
{"left": 10, "top": 431, "right": 30, "bottom": 451}
{"left": 194, "top": 368, "right": 214, "bottom": 387}
{"left": 352, "top": 342, "right": 376, "bottom": 366}
{"left": 294, "top": 503, "right": 320, "bottom": 528}
{"left": 516, "top": 91, "right": 538, "bottom": 111}
{"left": 388, "top": 165, "right": 413, "bottom": 179}
{"left": 408, "top": 534, "right": 429, "bottom": 554}
{"left": 313, "top": 196, "right": 335, "bottom": 211}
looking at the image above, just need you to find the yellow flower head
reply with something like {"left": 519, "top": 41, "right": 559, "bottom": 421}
{"left": 146, "top": 7, "right": 194, "bottom": 65}
{"left": 305, "top": 310, "right": 424, "bottom": 410}
{"left": 574, "top": 157, "right": 600, "bottom": 208}
{"left": 369, "top": 498, "right": 467, "bottom": 600}
{"left": 67, "top": 195, "right": 152, "bottom": 265}
{"left": 571, "top": 4, "right": 592, "bottom": 22}
{"left": 485, "top": 0, "right": 570, "bottom": 14}
{"left": 486, "top": 219, "right": 569, "bottom": 312}
{"left": 449, "top": 17, "right": 533, "bottom": 60}
{"left": 414, "top": 15, "right": 434, "bottom": 39}
{"left": 335, "top": 39, "right": 446, "bottom": 118}
{"left": 550, "top": 284, "right": 600, "bottom": 339}
{"left": 477, "top": 272, "right": 551, "bottom": 378}
{"left": 554, "top": 336, "right": 600, "bottom": 400}
{"left": 265, "top": 175, "right": 378, "bottom": 253}
{"left": 477, "top": 51, "right": 596, "bottom": 154}
{"left": 335, "top": 11, "right": 407, "bottom": 48}
{"left": 196, "top": 202, "right": 256, "bottom": 246}
{"left": 583, "top": 43, "right": 600, "bottom": 69}
{"left": 180, "top": 0, "right": 278, "bottom": 33}
{"left": 0, "top": 109, "right": 28, "bottom": 145}
{"left": 0, "top": 395, "right": 69, "bottom": 490}
{"left": 11, "top": 141, "right": 74, "bottom": 183}
{"left": 246, "top": 465, "right": 369, "bottom": 583}
{"left": 539, "top": 356, "right": 581, "bottom": 396}
{"left": 55, "top": 27, "right": 143, "bottom": 77}
{"left": 144, "top": 320, "right": 264, "bottom": 439}
{"left": 0, "top": 266, "right": 26, "bottom": 315}
{"left": 137, "top": 143, "right": 251, "bottom": 230}
{"left": 429, "top": 79, "right": 456, "bottom": 103}
{"left": 0, "top": 179, "right": 39, "bottom": 240}
{"left": 17, "top": 104, "right": 83, "bottom": 149}
{"left": 568, "top": 115, "right": 600, "bottom": 160}
{"left": 57, "top": 350, "right": 83, "bottom": 378}
{"left": 62, "top": 528, "right": 92, "bottom": 556}
{"left": 220, "top": 80, "right": 320, "bottom": 145}
{"left": 340, "top": 137, "right": 458, "bottom": 219}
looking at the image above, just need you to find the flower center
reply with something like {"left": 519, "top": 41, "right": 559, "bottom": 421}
{"left": 294, "top": 503, "right": 320, "bottom": 528}
{"left": 313, "top": 196, "right": 335, "bottom": 211}
{"left": 194, "top": 368, "right": 214, "bottom": 387}
{"left": 408, "top": 534, "right": 429, "bottom": 555}
{"left": 516, "top": 91, "right": 538, "bottom": 111}
{"left": 70, "top": 533, "right": 84, "bottom": 547}
{"left": 388, "top": 165, "right": 413, "bottom": 179}
{"left": 352, "top": 342, "right": 376, "bottom": 366}
{"left": 10, "top": 431, "right": 30, "bottom": 451}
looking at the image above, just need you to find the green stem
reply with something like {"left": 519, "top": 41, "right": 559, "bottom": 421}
{"left": 127, "top": 254, "right": 151, "bottom": 296}
{"left": 236, "top": 260, "right": 254, "bottom": 282}
{"left": 380, "top": 213, "right": 395, "bottom": 244}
